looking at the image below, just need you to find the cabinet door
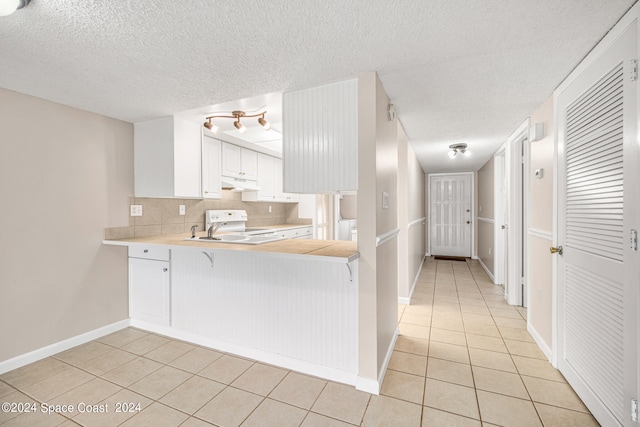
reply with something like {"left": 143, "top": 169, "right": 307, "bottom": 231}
{"left": 202, "top": 136, "right": 221, "bottom": 199}
{"left": 256, "top": 153, "right": 275, "bottom": 199}
{"left": 274, "top": 158, "right": 299, "bottom": 202}
{"left": 241, "top": 148, "right": 258, "bottom": 180}
{"left": 222, "top": 142, "right": 242, "bottom": 178}
{"left": 129, "top": 258, "right": 170, "bottom": 326}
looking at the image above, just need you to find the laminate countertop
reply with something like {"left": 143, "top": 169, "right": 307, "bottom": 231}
{"left": 103, "top": 231, "right": 359, "bottom": 263}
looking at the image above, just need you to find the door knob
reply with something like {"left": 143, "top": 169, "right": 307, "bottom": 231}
{"left": 466, "top": 221, "right": 470, "bottom": 224}
{"left": 501, "top": 224, "right": 507, "bottom": 229}
{"left": 549, "top": 246, "right": 563, "bottom": 255}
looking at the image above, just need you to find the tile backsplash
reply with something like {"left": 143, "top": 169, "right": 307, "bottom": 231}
{"left": 104, "top": 190, "right": 311, "bottom": 239}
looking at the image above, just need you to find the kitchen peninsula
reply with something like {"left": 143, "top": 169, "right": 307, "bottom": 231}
{"left": 103, "top": 232, "right": 360, "bottom": 386}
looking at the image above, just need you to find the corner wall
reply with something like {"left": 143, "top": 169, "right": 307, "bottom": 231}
{"left": 477, "top": 157, "right": 495, "bottom": 279}
{"left": 0, "top": 87, "right": 133, "bottom": 364}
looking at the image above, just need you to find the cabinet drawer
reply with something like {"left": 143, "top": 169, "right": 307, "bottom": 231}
{"left": 129, "top": 246, "right": 170, "bottom": 261}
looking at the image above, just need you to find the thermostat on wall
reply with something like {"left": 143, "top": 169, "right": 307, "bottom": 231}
{"left": 535, "top": 168, "right": 544, "bottom": 178}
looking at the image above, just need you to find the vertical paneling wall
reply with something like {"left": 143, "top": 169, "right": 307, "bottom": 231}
{"left": 283, "top": 79, "right": 358, "bottom": 193}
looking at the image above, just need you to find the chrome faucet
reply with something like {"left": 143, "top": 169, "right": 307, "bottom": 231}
{"left": 190, "top": 225, "right": 198, "bottom": 238}
{"left": 207, "top": 222, "right": 226, "bottom": 238}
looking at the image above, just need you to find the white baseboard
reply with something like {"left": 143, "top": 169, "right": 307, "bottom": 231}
{"left": 0, "top": 319, "right": 130, "bottom": 375}
{"left": 398, "top": 256, "right": 426, "bottom": 305}
{"left": 131, "top": 320, "right": 358, "bottom": 388}
{"left": 527, "top": 323, "right": 553, "bottom": 362}
{"left": 356, "top": 326, "right": 399, "bottom": 395}
{"left": 477, "top": 257, "right": 496, "bottom": 283}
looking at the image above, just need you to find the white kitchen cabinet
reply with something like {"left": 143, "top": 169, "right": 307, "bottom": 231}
{"left": 242, "top": 153, "right": 274, "bottom": 202}
{"left": 273, "top": 158, "right": 299, "bottom": 203}
{"left": 134, "top": 116, "right": 202, "bottom": 198}
{"left": 222, "top": 142, "right": 258, "bottom": 181}
{"left": 129, "top": 250, "right": 171, "bottom": 326}
{"left": 202, "top": 135, "right": 222, "bottom": 199}
{"left": 283, "top": 78, "right": 358, "bottom": 193}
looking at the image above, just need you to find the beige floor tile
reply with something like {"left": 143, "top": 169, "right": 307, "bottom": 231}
{"left": 101, "top": 357, "right": 163, "bottom": 387}
{"left": 421, "top": 407, "right": 481, "bottom": 427}
{"left": 269, "top": 372, "right": 327, "bottom": 410}
{"left": 494, "top": 317, "right": 527, "bottom": 329}
{"left": 96, "top": 328, "right": 149, "bottom": 348}
{"left": 301, "top": 412, "right": 355, "bottom": 427}
{"left": 462, "top": 313, "right": 496, "bottom": 326}
{"left": 53, "top": 341, "right": 113, "bottom": 366}
{"left": 49, "top": 377, "right": 122, "bottom": 417}
{"left": 431, "top": 318, "right": 465, "bottom": 332}
{"left": 423, "top": 379, "right": 479, "bottom": 419}
{"left": 160, "top": 375, "right": 225, "bottom": 414}
{"left": 0, "top": 381, "right": 15, "bottom": 398}
{"left": 465, "top": 334, "right": 508, "bottom": 353}
{"left": 394, "top": 336, "right": 429, "bottom": 356}
{"left": 77, "top": 348, "right": 137, "bottom": 375}
{"left": 0, "top": 409, "right": 67, "bottom": 427}
{"left": 503, "top": 339, "right": 547, "bottom": 359}
{"left": 388, "top": 351, "right": 427, "bottom": 376}
{"left": 468, "top": 348, "right": 517, "bottom": 373}
{"left": 428, "top": 341, "right": 470, "bottom": 364}
{"left": 121, "top": 334, "right": 171, "bottom": 355}
{"left": 521, "top": 376, "right": 589, "bottom": 412}
{"left": 404, "top": 304, "right": 432, "bottom": 316}
{"left": 498, "top": 326, "right": 535, "bottom": 342}
{"left": 195, "top": 386, "right": 263, "bottom": 426}
{"left": 399, "top": 323, "right": 430, "bottom": 339}
{"left": 144, "top": 340, "right": 196, "bottom": 364}
{"left": 0, "top": 391, "right": 36, "bottom": 425}
{"left": 362, "top": 395, "right": 422, "bottom": 427}
{"left": 489, "top": 307, "right": 522, "bottom": 319}
{"left": 73, "top": 389, "right": 153, "bottom": 427}
{"left": 459, "top": 297, "right": 490, "bottom": 307}
{"left": 241, "top": 398, "right": 308, "bottom": 427}
{"left": 129, "top": 365, "right": 192, "bottom": 400}
{"left": 231, "top": 363, "right": 288, "bottom": 396}
{"left": 0, "top": 358, "right": 70, "bottom": 388}
{"left": 460, "top": 304, "right": 491, "bottom": 315}
{"left": 427, "top": 358, "right": 473, "bottom": 387}
{"left": 471, "top": 366, "right": 528, "bottom": 399}
{"left": 169, "top": 346, "right": 224, "bottom": 373}
{"left": 401, "top": 313, "right": 431, "bottom": 327}
{"left": 534, "top": 402, "right": 600, "bottom": 427}
{"left": 311, "top": 382, "right": 370, "bottom": 425}
{"left": 476, "top": 390, "right": 542, "bottom": 427}
{"left": 198, "top": 354, "right": 254, "bottom": 384}
{"left": 180, "top": 417, "right": 217, "bottom": 427}
{"left": 430, "top": 328, "right": 467, "bottom": 346}
{"left": 119, "top": 402, "right": 189, "bottom": 427}
{"left": 463, "top": 322, "right": 501, "bottom": 337}
{"left": 380, "top": 370, "right": 425, "bottom": 404}
{"left": 511, "top": 356, "right": 566, "bottom": 382}
{"left": 21, "top": 366, "right": 94, "bottom": 401}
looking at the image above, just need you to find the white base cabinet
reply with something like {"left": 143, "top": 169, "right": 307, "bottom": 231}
{"left": 128, "top": 250, "right": 171, "bottom": 326}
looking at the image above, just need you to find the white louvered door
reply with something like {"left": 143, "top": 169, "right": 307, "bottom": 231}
{"left": 556, "top": 20, "right": 638, "bottom": 427}
{"left": 429, "top": 174, "right": 472, "bottom": 257}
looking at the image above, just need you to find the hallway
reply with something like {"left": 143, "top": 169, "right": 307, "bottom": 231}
{"left": 0, "top": 259, "right": 597, "bottom": 426}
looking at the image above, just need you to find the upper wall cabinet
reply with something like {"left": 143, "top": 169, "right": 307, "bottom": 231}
{"left": 221, "top": 142, "right": 258, "bottom": 181}
{"left": 283, "top": 79, "right": 358, "bottom": 193}
{"left": 202, "top": 135, "right": 222, "bottom": 199}
{"left": 134, "top": 116, "right": 201, "bottom": 198}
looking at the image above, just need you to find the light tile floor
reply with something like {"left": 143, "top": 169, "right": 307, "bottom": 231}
{"left": 0, "top": 258, "right": 599, "bottom": 426}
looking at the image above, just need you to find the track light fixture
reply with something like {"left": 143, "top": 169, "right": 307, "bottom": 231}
{"left": 448, "top": 143, "right": 470, "bottom": 158}
{"left": 0, "top": 0, "right": 30, "bottom": 16}
{"left": 203, "top": 110, "right": 270, "bottom": 134}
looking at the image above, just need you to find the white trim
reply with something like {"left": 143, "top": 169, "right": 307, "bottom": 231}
{"left": 0, "top": 320, "right": 130, "bottom": 375}
{"left": 528, "top": 323, "right": 553, "bottom": 362}
{"left": 477, "top": 256, "right": 496, "bottom": 283}
{"left": 408, "top": 217, "right": 426, "bottom": 229}
{"left": 356, "top": 326, "right": 399, "bottom": 394}
{"left": 477, "top": 217, "right": 495, "bottom": 224}
{"left": 132, "top": 319, "right": 359, "bottom": 388}
{"left": 527, "top": 228, "right": 553, "bottom": 240}
{"left": 494, "top": 148, "right": 507, "bottom": 286}
{"left": 399, "top": 255, "right": 426, "bottom": 305}
{"left": 376, "top": 228, "right": 400, "bottom": 247}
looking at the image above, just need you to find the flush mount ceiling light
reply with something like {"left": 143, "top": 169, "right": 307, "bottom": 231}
{"left": 0, "top": 0, "right": 30, "bottom": 16}
{"left": 203, "top": 110, "right": 270, "bottom": 135}
{"left": 448, "top": 143, "right": 470, "bottom": 158}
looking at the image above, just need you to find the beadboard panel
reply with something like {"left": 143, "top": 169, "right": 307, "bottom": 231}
{"left": 170, "top": 250, "right": 358, "bottom": 373}
{"left": 283, "top": 79, "right": 358, "bottom": 193}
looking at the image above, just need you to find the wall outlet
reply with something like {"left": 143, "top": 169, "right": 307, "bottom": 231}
{"left": 179, "top": 205, "right": 186, "bottom": 215}
{"left": 268, "top": 205, "right": 272, "bottom": 213}
{"left": 130, "top": 205, "right": 142, "bottom": 217}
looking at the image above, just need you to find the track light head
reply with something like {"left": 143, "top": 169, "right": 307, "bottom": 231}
{"left": 234, "top": 120, "right": 246, "bottom": 133}
{"left": 258, "top": 116, "right": 271, "bottom": 130}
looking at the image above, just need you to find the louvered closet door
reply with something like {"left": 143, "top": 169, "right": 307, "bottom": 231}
{"left": 556, "top": 21, "right": 638, "bottom": 427}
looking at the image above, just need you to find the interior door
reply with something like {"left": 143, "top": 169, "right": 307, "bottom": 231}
{"left": 556, "top": 21, "right": 638, "bottom": 427}
{"left": 429, "top": 174, "right": 472, "bottom": 257}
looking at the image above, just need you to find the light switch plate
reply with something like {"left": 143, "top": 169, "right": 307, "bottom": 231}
{"left": 179, "top": 205, "right": 186, "bottom": 215}
{"left": 130, "top": 205, "right": 142, "bottom": 217}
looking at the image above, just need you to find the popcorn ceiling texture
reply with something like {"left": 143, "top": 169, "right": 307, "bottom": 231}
{"left": 104, "top": 190, "right": 310, "bottom": 240}
{"left": 0, "top": 0, "right": 634, "bottom": 173}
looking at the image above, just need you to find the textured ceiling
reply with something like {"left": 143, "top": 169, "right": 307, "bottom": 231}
{"left": 0, "top": 0, "right": 635, "bottom": 172}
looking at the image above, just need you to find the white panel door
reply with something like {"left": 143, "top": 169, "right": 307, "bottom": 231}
{"left": 556, "top": 20, "right": 638, "bottom": 427}
{"left": 430, "top": 174, "right": 472, "bottom": 257}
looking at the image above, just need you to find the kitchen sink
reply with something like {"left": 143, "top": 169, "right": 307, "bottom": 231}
{"left": 185, "top": 234, "right": 287, "bottom": 245}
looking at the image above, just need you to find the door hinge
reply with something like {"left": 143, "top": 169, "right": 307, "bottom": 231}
{"left": 632, "top": 398, "right": 638, "bottom": 422}
{"left": 631, "top": 59, "right": 638, "bottom": 81}
{"left": 631, "top": 229, "right": 638, "bottom": 251}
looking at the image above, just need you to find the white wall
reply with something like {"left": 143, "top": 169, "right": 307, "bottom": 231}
{"left": 477, "top": 157, "right": 495, "bottom": 277}
{"left": 0, "top": 87, "right": 133, "bottom": 363}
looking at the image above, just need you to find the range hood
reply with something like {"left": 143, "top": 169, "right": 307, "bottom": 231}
{"left": 221, "top": 177, "right": 261, "bottom": 192}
